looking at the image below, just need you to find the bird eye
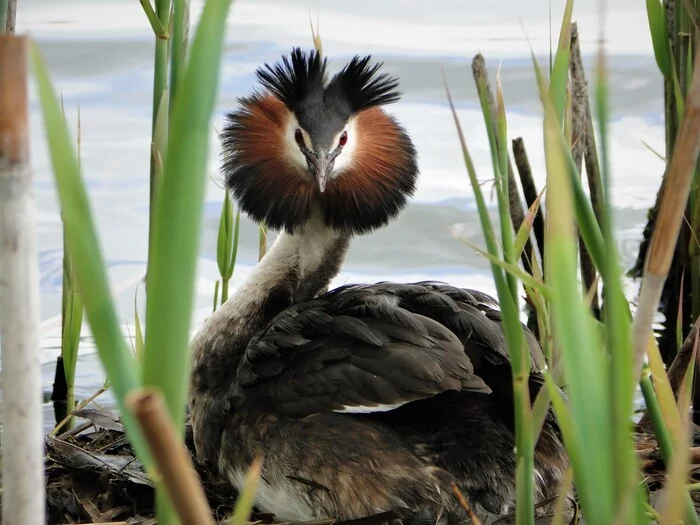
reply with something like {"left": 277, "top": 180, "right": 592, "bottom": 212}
{"left": 338, "top": 131, "right": 348, "bottom": 147}
{"left": 294, "top": 128, "right": 304, "bottom": 148}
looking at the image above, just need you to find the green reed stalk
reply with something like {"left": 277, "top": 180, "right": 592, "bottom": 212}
{"left": 145, "top": 0, "right": 171, "bottom": 296}
{"left": 58, "top": 106, "right": 84, "bottom": 428}
{"left": 143, "top": 0, "right": 221, "bottom": 422}
{"left": 170, "top": 0, "right": 188, "bottom": 105}
{"left": 61, "top": 274, "right": 81, "bottom": 417}
{"left": 141, "top": 0, "right": 233, "bottom": 521}
{"left": 537, "top": 61, "right": 615, "bottom": 522}
{"left": 452, "top": 4, "right": 699, "bottom": 522}
{"left": 60, "top": 210, "right": 83, "bottom": 427}
{"left": 595, "top": 40, "right": 648, "bottom": 522}
{"left": 445, "top": 77, "right": 534, "bottom": 525}
{"left": 530, "top": 12, "right": 698, "bottom": 521}
{"left": 548, "top": 0, "right": 574, "bottom": 124}
{"left": 134, "top": 293, "right": 145, "bottom": 363}
{"left": 217, "top": 191, "right": 241, "bottom": 304}
{"left": 494, "top": 76, "right": 518, "bottom": 301}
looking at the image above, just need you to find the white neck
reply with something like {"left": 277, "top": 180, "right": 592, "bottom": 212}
{"left": 189, "top": 210, "right": 350, "bottom": 395}
{"left": 233, "top": 211, "right": 344, "bottom": 305}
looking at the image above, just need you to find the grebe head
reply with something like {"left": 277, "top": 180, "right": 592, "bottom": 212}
{"left": 221, "top": 48, "right": 418, "bottom": 235}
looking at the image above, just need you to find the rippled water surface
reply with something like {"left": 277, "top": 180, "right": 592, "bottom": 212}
{"left": 6, "top": 0, "right": 665, "bottom": 430}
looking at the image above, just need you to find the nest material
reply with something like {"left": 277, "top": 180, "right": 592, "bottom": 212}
{"left": 30, "top": 408, "right": 236, "bottom": 525}
{"left": 2, "top": 407, "right": 700, "bottom": 524}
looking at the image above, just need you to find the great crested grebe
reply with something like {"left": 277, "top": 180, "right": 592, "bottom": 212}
{"left": 188, "top": 48, "right": 569, "bottom": 524}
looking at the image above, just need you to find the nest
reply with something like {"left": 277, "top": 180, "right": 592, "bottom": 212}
{"left": 2, "top": 407, "right": 700, "bottom": 524}
{"left": 38, "top": 408, "right": 236, "bottom": 524}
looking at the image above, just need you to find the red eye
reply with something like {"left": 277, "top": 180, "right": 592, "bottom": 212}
{"left": 338, "top": 131, "right": 348, "bottom": 147}
{"left": 294, "top": 128, "right": 304, "bottom": 147}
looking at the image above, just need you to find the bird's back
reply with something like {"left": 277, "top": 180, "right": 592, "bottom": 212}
{"left": 224, "top": 281, "right": 567, "bottom": 521}
{"left": 236, "top": 280, "right": 547, "bottom": 413}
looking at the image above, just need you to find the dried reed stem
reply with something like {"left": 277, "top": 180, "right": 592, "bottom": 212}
{"left": 512, "top": 137, "right": 546, "bottom": 267}
{"left": 3, "top": 0, "right": 16, "bottom": 34}
{"left": 570, "top": 22, "right": 600, "bottom": 317}
{"left": 259, "top": 223, "right": 268, "bottom": 261}
{"left": 633, "top": 48, "right": 700, "bottom": 381}
{"left": 0, "top": 35, "right": 45, "bottom": 525}
{"left": 126, "top": 388, "right": 214, "bottom": 525}
{"left": 569, "top": 24, "right": 586, "bottom": 172}
{"left": 471, "top": 54, "right": 535, "bottom": 274}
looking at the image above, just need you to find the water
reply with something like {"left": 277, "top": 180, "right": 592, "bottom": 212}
{"left": 10, "top": 0, "right": 663, "bottom": 431}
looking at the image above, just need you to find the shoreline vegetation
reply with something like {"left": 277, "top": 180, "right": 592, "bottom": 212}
{"left": 1, "top": 0, "right": 700, "bottom": 523}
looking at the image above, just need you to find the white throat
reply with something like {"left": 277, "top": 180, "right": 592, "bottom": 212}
{"left": 247, "top": 212, "right": 339, "bottom": 288}
{"left": 212, "top": 209, "right": 348, "bottom": 329}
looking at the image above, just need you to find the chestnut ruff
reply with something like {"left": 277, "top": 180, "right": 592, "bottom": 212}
{"left": 220, "top": 48, "right": 418, "bottom": 235}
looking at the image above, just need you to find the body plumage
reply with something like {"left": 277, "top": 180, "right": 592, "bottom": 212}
{"left": 189, "top": 48, "right": 569, "bottom": 524}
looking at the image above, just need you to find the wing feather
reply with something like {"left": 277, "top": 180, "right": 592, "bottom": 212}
{"left": 236, "top": 281, "right": 543, "bottom": 417}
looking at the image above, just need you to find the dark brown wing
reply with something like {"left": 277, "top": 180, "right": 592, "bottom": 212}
{"left": 236, "top": 285, "right": 492, "bottom": 417}
{"left": 380, "top": 281, "right": 546, "bottom": 373}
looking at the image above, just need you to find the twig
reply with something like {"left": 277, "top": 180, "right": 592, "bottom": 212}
{"left": 570, "top": 22, "right": 600, "bottom": 317}
{"left": 126, "top": 387, "right": 214, "bottom": 525}
{"left": 51, "top": 385, "right": 109, "bottom": 437}
{"left": 633, "top": 47, "right": 700, "bottom": 382}
{"left": 0, "top": 34, "right": 45, "bottom": 525}
{"left": 451, "top": 483, "right": 482, "bottom": 525}
{"left": 471, "top": 54, "right": 534, "bottom": 275}
{"left": 61, "top": 522, "right": 128, "bottom": 525}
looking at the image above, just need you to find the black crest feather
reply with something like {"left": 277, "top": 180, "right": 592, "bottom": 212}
{"left": 256, "top": 48, "right": 326, "bottom": 110}
{"left": 326, "top": 55, "right": 401, "bottom": 112}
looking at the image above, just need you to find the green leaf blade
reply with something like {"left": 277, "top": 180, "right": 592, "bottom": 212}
{"left": 142, "top": 0, "right": 235, "bottom": 430}
{"left": 646, "top": 0, "right": 672, "bottom": 79}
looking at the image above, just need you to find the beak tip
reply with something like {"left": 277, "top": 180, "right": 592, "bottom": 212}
{"left": 310, "top": 150, "right": 331, "bottom": 193}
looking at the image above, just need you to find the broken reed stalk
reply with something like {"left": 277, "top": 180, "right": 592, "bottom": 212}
{"left": 633, "top": 47, "right": 700, "bottom": 382}
{"left": 471, "top": 54, "right": 535, "bottom": 275}
{"left": 0, "top": 35, "right": 46, "bottom": 525}
{"left": 570, "top": 22, "right": 600, "bottom": 317}
{"left": 125, "top": 388, "right": 215, "bottom": 525}
{"left": 5, "top": 0, "right": 15, "bottom": 34}
{"left": 0, "top": 0, "right": 16, "bottom": 34}
{"left": 569, "top": 22, "right": 605, "bottom": 262}
{"left": 638, "top": 317, "right": 700, "bottom": 429}
{"left": 512, "top": 137, "right": 546, "bottom": 268}
{"left": 661, "top": 316, "right": 699, "bottom": 396}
